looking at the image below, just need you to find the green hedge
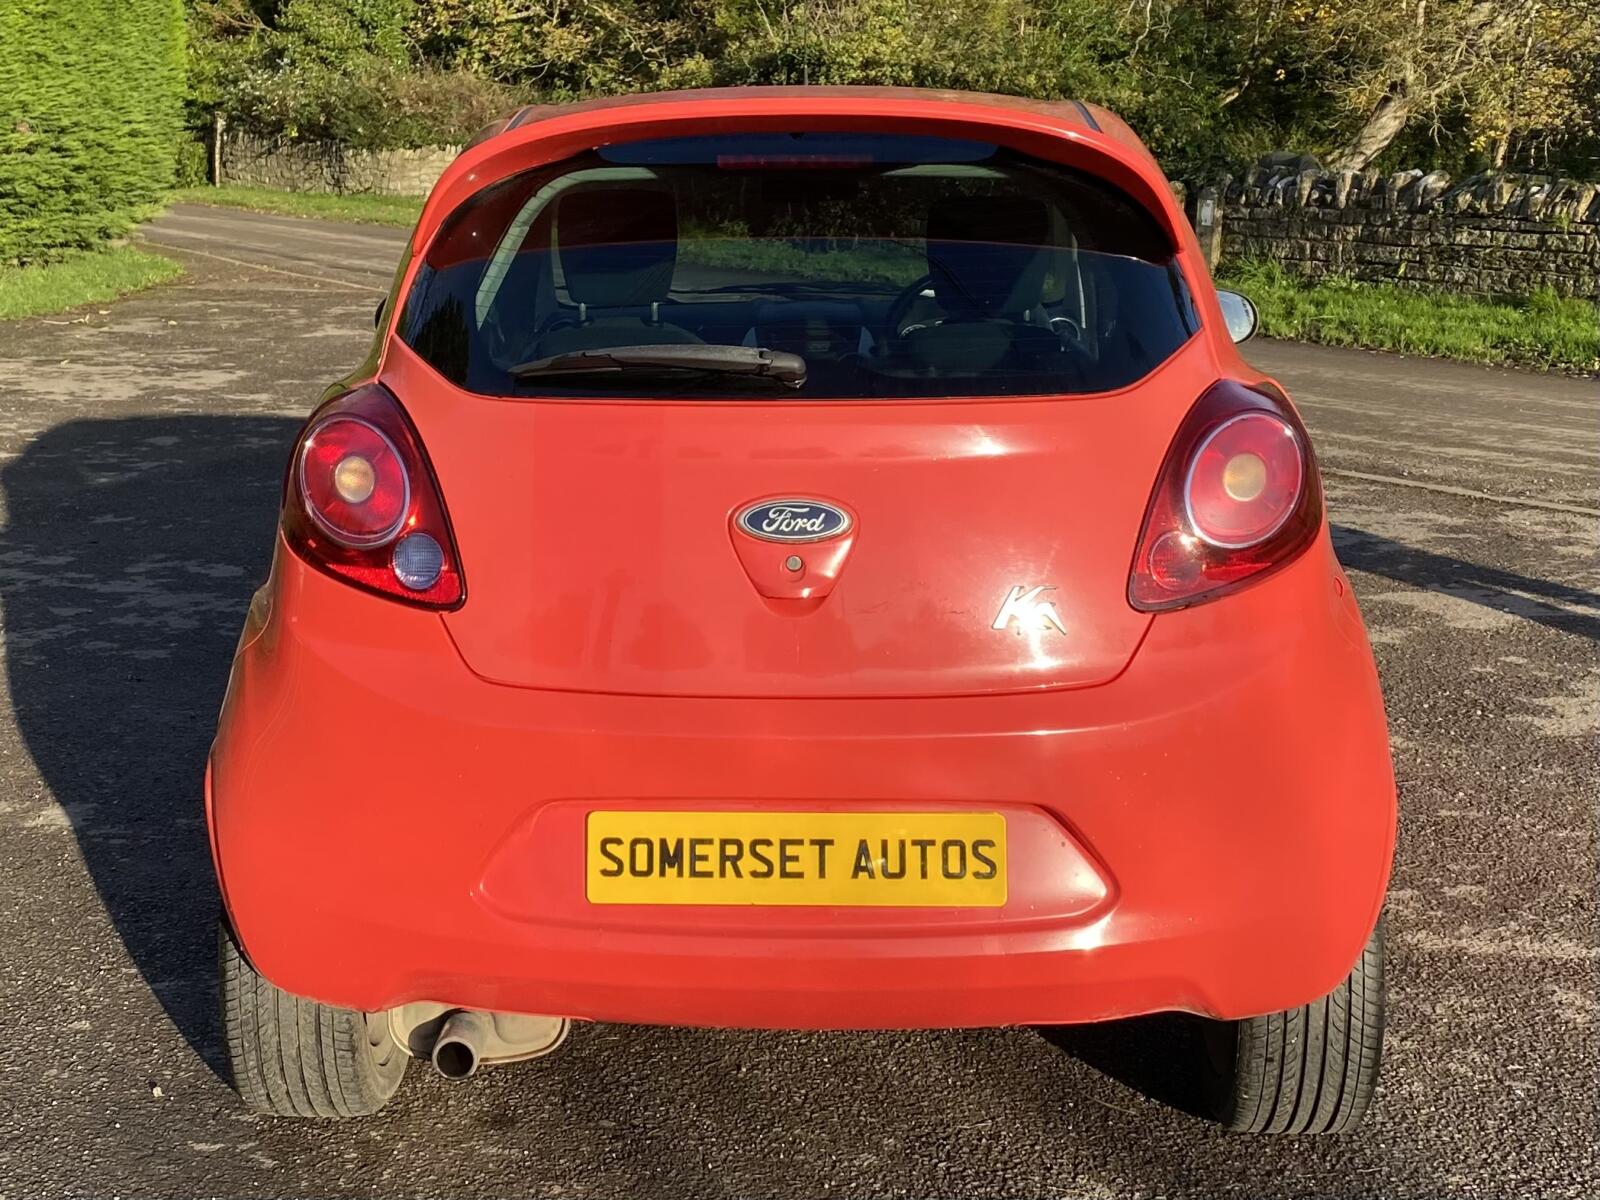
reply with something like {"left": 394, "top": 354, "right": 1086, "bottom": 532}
{"left": 0, "top": 0, "right": 185, "bottom": 263}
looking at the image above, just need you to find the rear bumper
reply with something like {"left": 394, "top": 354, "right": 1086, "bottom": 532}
{"left": 208, "top": 533, "right": 1394, "bottom": 1029}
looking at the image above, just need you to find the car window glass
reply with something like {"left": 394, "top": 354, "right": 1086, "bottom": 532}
{"left": 400, "top": 134, "right": 1195, "bottom": 398}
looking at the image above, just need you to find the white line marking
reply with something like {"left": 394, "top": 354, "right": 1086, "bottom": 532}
{"left": 139, "top": 242, "right": 381, "bottom": 293}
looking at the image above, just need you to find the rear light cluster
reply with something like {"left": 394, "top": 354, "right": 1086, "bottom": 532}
{"left": 282, "top": 383, "right": 464, "bottom": 608}
{"left": 1129, "top": 379, "right": 1322, "bottom": 611}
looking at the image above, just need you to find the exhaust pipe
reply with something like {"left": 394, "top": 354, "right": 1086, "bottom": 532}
{"left": 431, "top": 1010, "right": 490, "bottom": 1080}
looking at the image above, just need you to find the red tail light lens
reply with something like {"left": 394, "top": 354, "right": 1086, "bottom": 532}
{"left": 299, "top": 418, "right": 409, "bottom": 547}
{"left": 1129, "top": 380, "right": 1321, "bottom": 611}
{"left": 282, "top": 383, "right": 464, "bottom": 609}
{"left": 1185, "top": 413, "right": 1304, "bottom": 548}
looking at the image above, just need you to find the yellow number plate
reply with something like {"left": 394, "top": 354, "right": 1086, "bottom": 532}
{"left": 586, "top": 811, "right": 1007, "bottom": 906}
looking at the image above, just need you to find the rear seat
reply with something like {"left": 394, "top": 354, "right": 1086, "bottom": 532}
{"left": 534, "top": 189, "right": 705, "bottom": 357}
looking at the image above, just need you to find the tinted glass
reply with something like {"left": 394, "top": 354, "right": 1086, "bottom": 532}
{"left": 400, "top": 133, "right": 1196, "bottom": 398}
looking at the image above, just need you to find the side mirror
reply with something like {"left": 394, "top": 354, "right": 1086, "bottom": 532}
{"left": 373, "top": 297, "right": 387, "bottom": 329}
{"left": 1216, "top": 290, "right": 1257, "bottom": 344}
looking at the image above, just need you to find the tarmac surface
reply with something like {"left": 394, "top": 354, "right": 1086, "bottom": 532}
{"left": 0, "top": 204, "right": 1594, "bottom": 1198}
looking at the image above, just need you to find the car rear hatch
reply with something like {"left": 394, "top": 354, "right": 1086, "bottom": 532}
{"left": 383, "top": 121, "right": 1216, "bottom": 698}
{"left": 388, "top": 345, "right": 1222, "bottom": 698}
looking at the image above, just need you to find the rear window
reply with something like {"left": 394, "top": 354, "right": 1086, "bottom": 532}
{"left": 399, "top": 133, "right": 1196, "bottom": 399}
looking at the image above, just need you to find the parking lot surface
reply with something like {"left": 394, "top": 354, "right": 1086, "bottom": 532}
{"left": 0, "top": 205, "right": 1594, "bottom": 1198}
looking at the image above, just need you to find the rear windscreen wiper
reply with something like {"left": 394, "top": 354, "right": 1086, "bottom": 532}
{"left": 509, "top": 344, "right": 806, "bottom": 389}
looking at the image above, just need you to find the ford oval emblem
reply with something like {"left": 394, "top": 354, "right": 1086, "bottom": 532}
{"left": 736, "top": 498, "right": 852, "bottom": 543}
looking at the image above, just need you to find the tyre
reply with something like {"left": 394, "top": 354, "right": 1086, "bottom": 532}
{"left": 1203, "top": 917, "right": 1385, "bottom": 1134}
{"left": 218, "top": 920, "right": 409, "bottom": 1118}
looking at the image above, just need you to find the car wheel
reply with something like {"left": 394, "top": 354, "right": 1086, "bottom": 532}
{"left": 1203, "top": 917, "right": 1385, "bottom": 1134}
{"left": 218, "top": 920, "right": 408, "bottom": 1118}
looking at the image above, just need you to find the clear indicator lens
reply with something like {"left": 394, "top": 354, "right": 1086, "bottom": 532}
{"left": 391, "top": 532, "right": 444, "bottom": 591}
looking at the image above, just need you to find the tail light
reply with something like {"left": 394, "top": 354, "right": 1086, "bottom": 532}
{"left": 1129, "top": 379, "right": 1322, "bottom": 611}
{"left": 282, "top": 383, "right": 464, "bottom": 608}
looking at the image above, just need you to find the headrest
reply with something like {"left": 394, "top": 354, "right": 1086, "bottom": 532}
{"left": 925, "top": 197, "right": 1051, "bottom": 318}
{"left": 555, "top": 189, "right": 678, "bottom": 308}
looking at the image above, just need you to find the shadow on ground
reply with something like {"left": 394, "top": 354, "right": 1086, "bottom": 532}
{"left": 1038, "top": 1013, "right": 1217, "bottom": 1120}
{"left": 1333, "top": 523, "right": 1600, "bottom": 640}
{"left": 0, "top": 414, "right": 300, "bottom": 1077}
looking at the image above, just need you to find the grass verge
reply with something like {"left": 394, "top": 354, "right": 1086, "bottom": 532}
{"left": 1218, "top": 259, "right": 1599, "bottom": 374}
{"left": 0, "top": 246, "right": 184, "bottom": 321}
{"left": 170, "top": 185, "right": 423, "bottom": 227}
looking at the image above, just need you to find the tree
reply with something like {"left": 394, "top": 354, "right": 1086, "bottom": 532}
{"left": 1300, "top": 0, "right": 1600, "bottom": 171}
{"left": 1060, "top": 0, "right": 1600, "bottom": 173}
{"left": 275, "top": 0, "right": 416, "bottom": 67}
{"left": 0, "top": 0, "right": 186, "bottom": 262}
{"left": 181, "top": 0, "right": 1600, "bottom": 177}
{"left": 194, "top": 0, "right": 514, "bottom": 145}
{"left": 409, "top": 0, "right": 719, "bottom": 94}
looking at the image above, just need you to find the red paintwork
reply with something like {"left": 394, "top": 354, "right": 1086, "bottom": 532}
{"left": 207, "top": 87, "right": 1395, "bottom": 1029}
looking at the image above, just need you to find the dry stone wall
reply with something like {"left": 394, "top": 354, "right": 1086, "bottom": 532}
{"left": 1206, "top": 166, "right": 1600, "bottom": 301}
{"left": 220, "top": 133, "right": 460, "bottom": 197}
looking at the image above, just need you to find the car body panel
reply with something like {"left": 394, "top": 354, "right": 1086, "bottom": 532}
{"left": 209, "top": 531, "right": 1392, "bottom": 1027}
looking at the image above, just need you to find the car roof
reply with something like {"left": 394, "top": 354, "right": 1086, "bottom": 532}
{"left": 503, "top": 87, "right": 1105, "bottom": 131}
{"left": 471, "top": 86, "right": 1138, "bottom": 153}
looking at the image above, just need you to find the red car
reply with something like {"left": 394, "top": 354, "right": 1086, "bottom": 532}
{"left": 208, "top": 87, "right": 1395, "bottom": 1131}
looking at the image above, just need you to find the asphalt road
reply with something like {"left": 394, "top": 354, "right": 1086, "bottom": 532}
{"left": 0, "top": 204, "right": 1594, "bottom": 1198}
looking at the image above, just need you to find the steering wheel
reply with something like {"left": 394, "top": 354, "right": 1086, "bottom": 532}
{"left": 1047, "top": 315, "right": 1085, "bottom": 347}
{"left": 883, "top": 274, "right": 940, "bottom": 341}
